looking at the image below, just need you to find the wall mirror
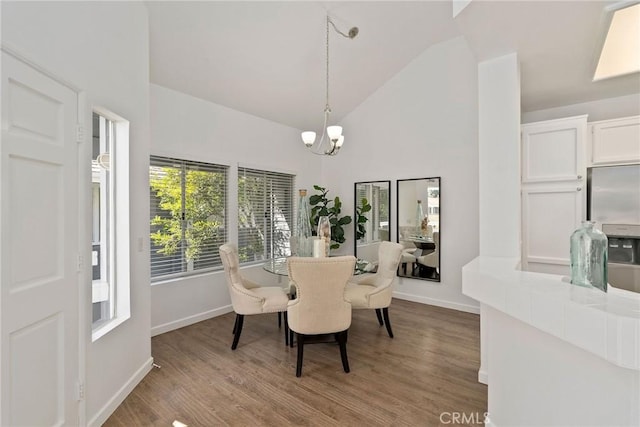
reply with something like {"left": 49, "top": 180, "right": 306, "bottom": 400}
{"left": 397, "top": 177, "right": 441, "bottom": 282}
{"left": 354, "top": 181, "right": 391, "bottom": 272}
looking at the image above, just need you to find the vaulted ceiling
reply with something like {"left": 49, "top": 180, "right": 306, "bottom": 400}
{"left": 147, "top": 1, "right": 640, "bottom": 131}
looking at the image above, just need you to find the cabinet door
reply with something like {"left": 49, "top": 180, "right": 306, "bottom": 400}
{"left": 590, "top": 116, "right": 640, "bottom": 166}
{"left": 522, "top": 186, "right": 583, "bottom": 273}
{"left": 522, "top": 115, "right": 587, "bottom": 183}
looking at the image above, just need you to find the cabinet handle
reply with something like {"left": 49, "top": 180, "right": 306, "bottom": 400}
{"left": 577, "top": 175, "right": 583, "bottom": 179}
{"left": 577, "top": 187, "right": 582, "bottom": 191}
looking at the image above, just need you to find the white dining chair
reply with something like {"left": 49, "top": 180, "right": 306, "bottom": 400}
{"left": 345, "top": 241, "right": 403, "bottom": 337}
{"left": 287, "top": 256, "right": 356, "bottom": 377}
{"left": 219, "top": 243, "right": 290, "bottom": 350}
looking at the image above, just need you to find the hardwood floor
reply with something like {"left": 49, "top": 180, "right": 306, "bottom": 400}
{"left": 104, "top": 299, "right": 487, "bottom": 426}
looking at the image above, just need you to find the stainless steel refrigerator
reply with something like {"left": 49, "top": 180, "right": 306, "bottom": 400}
{"left": 588, "top": 164, "right": 640, "bottom": 293}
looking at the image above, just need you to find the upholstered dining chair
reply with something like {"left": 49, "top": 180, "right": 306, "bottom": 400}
{"left": 219, "top": 243, "right": 290, "bottom": 350}
{"left": 345, "top": 241, "right": 403, "bottom": 338}
{"left": 399, "top": 240, "right": 418, "bottom": 275}
{"left": 287, "top": 256, "right": 356, "bottom": 377}
{"left": 417, "top": 231, "right": 440, "bottom": 274}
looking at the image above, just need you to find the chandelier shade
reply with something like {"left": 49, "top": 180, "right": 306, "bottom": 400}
{"left": 301, "top": 16, "right": 358, "bottom": 156}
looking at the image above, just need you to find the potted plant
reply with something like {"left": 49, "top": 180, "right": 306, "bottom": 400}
{"left": 355, "top": 198, "right": 372, "bottom": 241}
{"left": 309, "top": 185, "right": 352, "bottom": 250}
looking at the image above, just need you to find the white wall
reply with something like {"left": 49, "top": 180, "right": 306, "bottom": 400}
{"left": 478, "top": 53, "right": 521, "bottom": 258}
{"left": 522, "top": 93, "right": 640, "bottom": 124}
{"left": 322, "top": 36, "right": 480, "bottom": 313}
{"left": 2, "top": 2, "right": 151, "bottom": 425}
{"left": 150, "top": 84, "right": 321, "bottom": 335}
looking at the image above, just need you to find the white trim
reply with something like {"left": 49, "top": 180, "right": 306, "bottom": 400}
{"left": 1, "top": 43, "right": 81, "bottom": 92}
{"left": 392, "top": 291, "right": 480, "bottom": 314}
{"left": 91, "top": 313, "right": 129, "bottom": 342}
{"left": 151, "top": 305, "right": 234, "bottom": 337}
{"left": 478, "top": 369, "right": 488, "bottom": 385}
{"left": 485, "top": 418, "right": 498, "bottom": 427}
{"left": 87, "top": 357, "right": 154, "bottom": 427}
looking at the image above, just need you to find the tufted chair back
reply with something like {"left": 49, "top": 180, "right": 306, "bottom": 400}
{"left": 287, "top": 256, "right": 356, "bottom": 335}
{"left": 219, "top": 243, "right": 262, "bottom": 315}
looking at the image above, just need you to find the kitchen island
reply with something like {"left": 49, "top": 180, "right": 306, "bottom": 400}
{"left": 462, "top": 256, "right": 640, "bottom": 427}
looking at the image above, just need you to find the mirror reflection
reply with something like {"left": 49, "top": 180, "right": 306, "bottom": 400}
{"left": 397, "top": 177, "right": 440, "bottom": 282}
{"left": 354, "top": 181, "right": 391, "bottom": 273}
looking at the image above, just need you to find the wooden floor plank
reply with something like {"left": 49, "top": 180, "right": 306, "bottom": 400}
{"left": 104, "top": 299, "right": 487, "bottom": 426}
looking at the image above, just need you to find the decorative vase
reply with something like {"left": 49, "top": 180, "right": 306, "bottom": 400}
{"left": 292, "top": 189, "right": 313, "bottom": 257}
{"left": 570, "top": 221, "right": 608, "bottom": 292}
{"left": 317, "top": 215, "right": 331, "bottom": 257}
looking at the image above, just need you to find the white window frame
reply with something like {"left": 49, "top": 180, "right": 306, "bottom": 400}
{"left": 149, "top": 156, "right": 228, "bottom": 282}
{"left": 91, "top": 107, "right": 131, "bottom": 342}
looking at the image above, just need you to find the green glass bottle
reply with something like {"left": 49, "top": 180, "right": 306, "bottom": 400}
{"left": 570, "top": 221, "right": 608, "bottom": 292}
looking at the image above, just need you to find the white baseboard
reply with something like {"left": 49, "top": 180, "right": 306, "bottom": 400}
{"left": 88, "top": 356, "right": 154, "bottom": 427}
{"left": 151, "top": 305, "right": 234, "bottom": 337}
{"left": 478, "top": 368, "right": 488, "bottom": 385}
{"left": 392, "top": 291, "right": 481, "bottom": 314}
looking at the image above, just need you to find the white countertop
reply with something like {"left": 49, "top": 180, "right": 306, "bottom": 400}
{"left": 462, "top": 256, "right": 640, "bottom": 370}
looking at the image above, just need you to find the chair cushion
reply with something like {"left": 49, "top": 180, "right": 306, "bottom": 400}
{"left": 252, "top": 287, "right": 289, "bottom": 313}
{"left": 344, "top": 283, "right": 375, "bottom": 309}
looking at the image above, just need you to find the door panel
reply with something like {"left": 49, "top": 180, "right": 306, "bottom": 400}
{"left": 522, "top": 186, "right": 582, "bottom": 266}
{"left": 521, "top": 116, "right": 587, "bottom": 183}
{"left": 1, "top": 51, "right": 79, "bottom": 426}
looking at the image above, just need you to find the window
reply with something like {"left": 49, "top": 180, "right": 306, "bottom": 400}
{"left": 149, "top": 156, "right": 228, "bottom": 281}
{"left": 238, "top": 167, "right": 294, "bottom": 263}
{"left": 91, "top": 110, "right": 131, "bottom": 340}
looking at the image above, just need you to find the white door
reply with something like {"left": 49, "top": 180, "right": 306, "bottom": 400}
{"left": 1, "top": 51, "right": 80, "bottom": 425}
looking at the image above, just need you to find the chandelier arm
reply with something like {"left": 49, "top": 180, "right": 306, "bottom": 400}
{"left": 304, "top": 109, "right": 330, "bottom": 156}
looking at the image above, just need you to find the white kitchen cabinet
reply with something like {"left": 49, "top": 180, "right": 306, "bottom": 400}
{"left": 521, "top": 115, "right": 587, "bottom": 274}
{"left": 521, "top": 115, "right": 587, "bottom": 183}
{"left": 589, "top": 115, "right": 640, "bottom": 166}
{"left": 521, "top": 185, "right": 583, "bottom": 275}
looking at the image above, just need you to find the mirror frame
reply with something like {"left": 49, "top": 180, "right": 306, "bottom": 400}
{"left": 353, "top": 180, "right": 391, "bottom": 268}
{"left": 396, "top": 177, "right": 441, "bottom": 282}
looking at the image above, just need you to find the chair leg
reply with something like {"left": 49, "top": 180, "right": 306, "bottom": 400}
{"left": 232, "top": 314, "right": 238, "bottom": 334}
{"left": 290, "top": 328, "right": 294, "bottom": 348}
{"left": 284, "top": 312, "right": 289, "bottom": 346}
{"left": 382, "top": 307, "right": 394, "bottom": 338}
{"left": 278, "top": 312, "right": 282, "bottom": 328}
{"left": 296, "top": 333, "right": 305, "bottom": 377}
{"left": 231, "top": 314, "right": 244, "bottom": 350}
{"left": 375, "top": 308, "right": 384, "bottom": 326}
{"left": 337, "top": 330, "right": 350, "bottom": 373}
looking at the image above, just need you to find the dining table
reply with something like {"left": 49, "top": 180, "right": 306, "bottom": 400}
{"left": 263, "top": 256, "right": 371, "bottom": 276}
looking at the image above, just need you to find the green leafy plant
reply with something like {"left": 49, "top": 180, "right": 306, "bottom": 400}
{"left": 150, "top": 168, "right": 225, "bottom": 265}
{"left": 355, "top": 198, "right": 372, "bottom": 241}
{"left": 309, "top": 185, "right": 352, "bottom": 250}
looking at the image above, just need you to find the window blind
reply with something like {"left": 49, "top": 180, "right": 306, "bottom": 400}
{"left": 149, "top": 156, "right": 228, "bottom": 281}
{"left": 237, "top": 167, "right": 294, "bottom": 264}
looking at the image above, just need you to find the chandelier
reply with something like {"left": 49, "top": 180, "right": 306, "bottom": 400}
{"left": 301, "top": 16, "right": 359, "bottom": 156}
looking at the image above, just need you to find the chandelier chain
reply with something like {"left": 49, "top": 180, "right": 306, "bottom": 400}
{"left": 301, "top": 15, "right": 358, "bottom": 156}
{"left": 325, "top": 16, "right": 330, "bottom": 113}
